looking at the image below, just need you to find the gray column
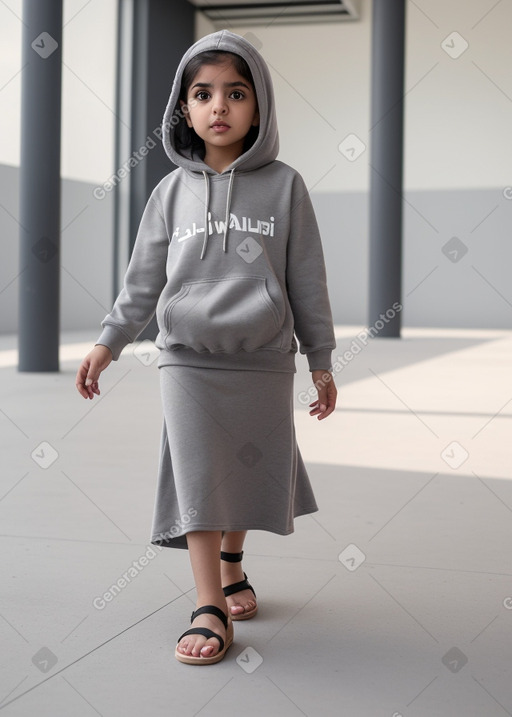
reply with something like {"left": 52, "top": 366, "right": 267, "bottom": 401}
{"left": 368, "top": 0, "right": 406, "bottom": 337}
{"left": 113, "top": 0, "right": 194, "bottom": 343}
{"left": 18, "top": 0, "right": 62, "bottom": 372}
{"left": 130, "top": 0, "right": 195, "bottom": 241}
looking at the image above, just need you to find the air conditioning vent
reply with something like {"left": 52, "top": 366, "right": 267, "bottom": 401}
{"left": 191, "top": 0, "right": 359, "bottom": 26}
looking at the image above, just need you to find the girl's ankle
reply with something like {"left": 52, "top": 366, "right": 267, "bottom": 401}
{"left": 195, "top": 597, "right": 227, "bottom": 613}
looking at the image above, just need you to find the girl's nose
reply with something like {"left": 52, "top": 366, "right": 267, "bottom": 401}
{"left": 212, "top": 94, "right": 227, "bottom": 115}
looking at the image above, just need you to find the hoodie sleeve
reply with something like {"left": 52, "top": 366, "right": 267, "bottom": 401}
{"left": 285, "top": 172, "right": 336, "bottom": 372}
{"left": 95, "top": 194, "right": 169, "bottom": 360}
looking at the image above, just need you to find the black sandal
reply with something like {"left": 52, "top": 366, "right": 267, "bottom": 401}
{"left": 175, "top": 604, "right": 233, "bottom": 665}
{"left": 221, "top": 550, "right": 258, "bottom": 621}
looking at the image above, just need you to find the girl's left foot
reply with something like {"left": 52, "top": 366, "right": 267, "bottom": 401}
{"left": 220, "top": 551, "right": 258, "bottom": 620}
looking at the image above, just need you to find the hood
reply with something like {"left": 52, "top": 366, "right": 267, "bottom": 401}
{"left": 161, "top": 30, "right": 279, "bottom": 175}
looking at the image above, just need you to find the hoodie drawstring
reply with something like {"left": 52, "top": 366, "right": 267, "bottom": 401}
{"left": 200, "top": 168, "right": 235, "bottom": 260}
{"left": 223, "top": 169, "right": 235, "bottom": 254}
{"left": 200, "top": 170, "right": 210, "bottom": 260}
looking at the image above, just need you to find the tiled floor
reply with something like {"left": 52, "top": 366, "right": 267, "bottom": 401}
{"left": 1, "top": 327, "right": 511, "bottom": 716}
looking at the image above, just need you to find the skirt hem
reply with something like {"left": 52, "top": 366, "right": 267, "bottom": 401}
{"left": 150, "top": 507, "right": 319, "bottom": 549}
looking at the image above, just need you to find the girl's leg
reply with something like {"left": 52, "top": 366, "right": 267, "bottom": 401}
{"left": 221, "top": 530, "right": 258, "bottom": 617}
{"left": 177, "top": 530, "right": 229, "bottom": 659}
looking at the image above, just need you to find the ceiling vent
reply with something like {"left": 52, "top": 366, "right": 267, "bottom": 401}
{"left": 191, "top": 1, "right": 360, "bottom": 26}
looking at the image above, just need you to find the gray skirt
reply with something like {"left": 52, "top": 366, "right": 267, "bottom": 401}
{"left": 150, "top": 364, "right": 318, "bottom": 549}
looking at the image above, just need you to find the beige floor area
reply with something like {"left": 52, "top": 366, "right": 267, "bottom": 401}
{"left": 0, "top": 326, "right": 511, "bottom": 717}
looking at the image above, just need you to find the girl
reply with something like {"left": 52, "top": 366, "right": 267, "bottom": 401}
{"left": 76, "top": 30, "right": 337, "bottom": 665}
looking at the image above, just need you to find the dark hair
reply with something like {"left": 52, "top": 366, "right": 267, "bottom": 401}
{"left": 174, "top": 50, "right": 259, "bottom": 157}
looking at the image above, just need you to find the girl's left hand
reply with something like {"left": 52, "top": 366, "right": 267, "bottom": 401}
{"left": 309, "top": 370, "right": 337, "bottom": 420}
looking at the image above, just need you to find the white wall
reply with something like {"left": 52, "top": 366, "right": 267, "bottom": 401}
{"left": 1, "top": 0, "right": 511, "bottom": 332}
{"left": 4, "top": 0, "right": 509, "bottom": 191}
{"left": 0, "top": 0, "right": 117, "bottom": 182}
{"left": 197, "top": 0, "right": 512, "bottom": 193}
{"left": 0, "top": 0, "right": 117, "bottom": 334}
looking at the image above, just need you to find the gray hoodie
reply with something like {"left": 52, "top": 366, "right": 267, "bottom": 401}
{"left": 96, "top": 30, "right": 335, "bottom": 373}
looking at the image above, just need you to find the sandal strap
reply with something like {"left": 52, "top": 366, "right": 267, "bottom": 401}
{"left": 223, "top": 572, "right": 256, "bottom": 599}
{"left": 190, "top": 604, "right": 228, "bottom": 629}
{"left": 177, "top": 626, "right": 225, "bottom": 652}
{"left": 220, "top": 550, "right": 244, "bottom": 563}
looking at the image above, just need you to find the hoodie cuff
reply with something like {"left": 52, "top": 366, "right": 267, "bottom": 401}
{"left": 306, "top": 349, "right": 333, "bottom": 372}
{"left": 95, "top": 325, "right": 131, "bottom": 361}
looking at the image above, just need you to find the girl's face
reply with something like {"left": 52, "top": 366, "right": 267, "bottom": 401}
{"left": 181, "top": 60, "right": 259, "bottom": 161}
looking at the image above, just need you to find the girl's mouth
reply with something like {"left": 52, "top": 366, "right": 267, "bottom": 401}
{"left": 211, "top": 122, "right": 230, "bottom": 133}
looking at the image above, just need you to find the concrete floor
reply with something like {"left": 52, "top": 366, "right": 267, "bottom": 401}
{"left": 0, "top": 326, "right": 511, "bottom": 717}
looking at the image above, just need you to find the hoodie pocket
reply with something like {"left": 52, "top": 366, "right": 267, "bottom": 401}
{"left": 163, "top": 276, "right": 286, "bottom": 353}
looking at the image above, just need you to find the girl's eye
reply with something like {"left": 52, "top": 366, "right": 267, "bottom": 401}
{"left": 230, "top": 90, "right": 244, "bottom": 100}
{"left": 196, "top": 91, "right": 210, "bottom": 101}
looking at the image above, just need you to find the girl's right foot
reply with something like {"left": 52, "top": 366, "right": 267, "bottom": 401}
{"left": 175, "top": 604, "right": 233, "bottom": 665}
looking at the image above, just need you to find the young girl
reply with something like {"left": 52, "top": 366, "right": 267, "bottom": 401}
{"left": 76, "top": 30, "right": 337, "bottom": 665}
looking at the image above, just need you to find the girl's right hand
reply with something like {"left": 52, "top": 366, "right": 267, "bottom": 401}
{"left": 75, "top": 345, "right": 113, "bottom": 400}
